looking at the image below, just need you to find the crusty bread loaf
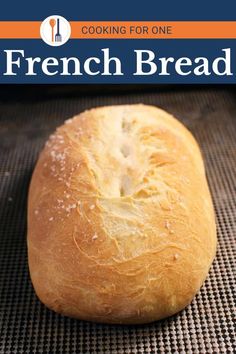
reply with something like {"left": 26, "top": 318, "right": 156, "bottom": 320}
{"left": 27, "top": 104, "right": 216, "bottom": 324}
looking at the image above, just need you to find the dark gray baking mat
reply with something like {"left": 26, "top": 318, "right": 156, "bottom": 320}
{"left": 0, "top": 87, "right": 235, "bottom": 353}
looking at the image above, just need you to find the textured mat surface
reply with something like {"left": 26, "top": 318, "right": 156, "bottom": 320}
{"left": 0, "top": 87, "right": 235, "bottom": 353}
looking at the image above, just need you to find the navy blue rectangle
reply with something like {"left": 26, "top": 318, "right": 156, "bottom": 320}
{"left": 1, "top": 0, "right": 236, "bottom": 21}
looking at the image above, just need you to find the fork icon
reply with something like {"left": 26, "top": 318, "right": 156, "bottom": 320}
{"left": 55, "top": 18, "right": 62, "bottom": 42}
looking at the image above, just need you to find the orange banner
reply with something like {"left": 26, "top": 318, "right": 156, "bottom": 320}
{"left": 0, "top": 21, "right": 236, "bottom": 39}
{"left": 0, "top": 22, "right": 40, "bottom": 38}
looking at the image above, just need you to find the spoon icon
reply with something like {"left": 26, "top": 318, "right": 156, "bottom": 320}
{"left": 49, "top": 18, "right": 56, "bottom": 42}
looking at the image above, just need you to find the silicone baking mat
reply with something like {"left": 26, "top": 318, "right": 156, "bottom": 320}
{"left": 0, "top": 87, "right": 235, "bottom": 353}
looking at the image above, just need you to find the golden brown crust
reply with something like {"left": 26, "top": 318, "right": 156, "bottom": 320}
{"left": 27, "top": 104, "right": 216, "bottom": 324}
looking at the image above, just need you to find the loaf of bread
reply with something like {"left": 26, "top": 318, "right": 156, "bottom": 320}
{"left": 28, "top": 104, "right": 216, "bottom": 324}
